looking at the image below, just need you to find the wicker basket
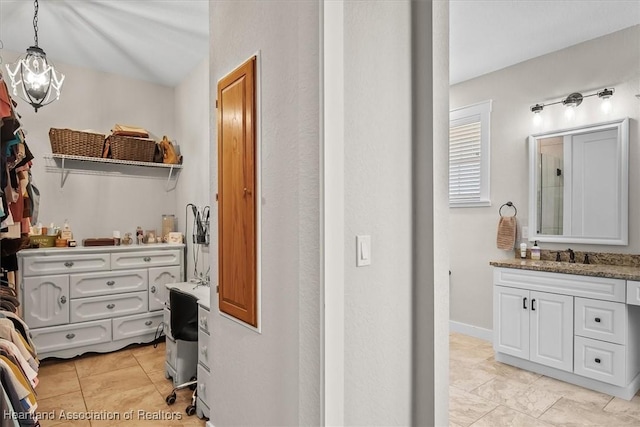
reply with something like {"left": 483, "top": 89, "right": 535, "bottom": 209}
{"left": 107, "top": 135, "right": 156, "bottom": 162}
{"left": 49, "top": 128, "right": 106, "bottom": 158}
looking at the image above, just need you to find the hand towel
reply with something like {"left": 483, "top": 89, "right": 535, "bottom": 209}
{"left": 496, "top": 216, "right": 517, "bottom": 250}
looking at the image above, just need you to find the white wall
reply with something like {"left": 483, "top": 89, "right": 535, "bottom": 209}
{"left": 209, "top": 1, "right": 320, "bottom": 425}
{"left": 342, "top": 2, "right": 413, "bottom": 425}
{"left": 449, "top": 25, "right": 640, "bottom": 330}
{"left": 174, "top": 58, "right": 211, "bottom": 281}
{"left": 3, "top": 49, "right": 177, "bottom": 242}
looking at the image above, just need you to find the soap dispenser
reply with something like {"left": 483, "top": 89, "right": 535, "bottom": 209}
{"left": 531, "top": 241, "right": 541, "bottom": 260}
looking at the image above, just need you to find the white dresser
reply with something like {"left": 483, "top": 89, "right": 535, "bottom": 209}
{"left": 17, "top": 244, "right": 184, "bottom": 359}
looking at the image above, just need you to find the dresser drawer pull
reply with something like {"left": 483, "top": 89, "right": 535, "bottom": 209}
{"left": 150, "top": 286, "right": 157, "bottom": 294}
{"left": 145, "top": 320, "right": 153, "bottom": 326}
{"left": 143, "top": 257, "right": 151, "bottom": 262}
{"left": 595, "top": 358, "right": 601, "bottom": 364}
{"left": 64, "top": 261, "right": 74, "bottom": 268}
{"left": 66, "top": 333, "right": 75, "bottom": 340}
{"left": 106, "top": 304, "right": 116, "bottom": 309}
{"left": 60, "top": 296, "right": 67, "bottom": 304}
{"left": 106, "top": 281, "right": 115, "bottom": 286}
{"left": 595, "top": 317, "right": 601, "bottom": 323}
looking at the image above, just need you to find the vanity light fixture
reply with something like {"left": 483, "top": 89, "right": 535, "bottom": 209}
{"left": 529, "top": 87, "right": 615, "bottom": 117}
{"left": 5, "top": 0, "right": 65, "bottom": 112}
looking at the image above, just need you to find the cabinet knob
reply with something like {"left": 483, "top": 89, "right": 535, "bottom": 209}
{"left": 201, "top": 346, "right": 207, "bottom": 356}
{"left": 66, "top": 333, "right": 75, "bottom": 340}
{"left": 64, "top": 261, "right": 74, "bottom": 268}
{"left": 145, "top": 320, "right": 153, "bottom": 326}
{"left": 199, "top": 383, "right": 205, "bottom": 392}
{"left": 143, "top": 257, "right": 151, "bottom": 262}
{"left": 106, "top": 304, "right": 115, "bottom": 309}
{"left": 595, "top": 317, "right": 601, "bottom": 323}
{"left": 106, "top": 281, "right": 115, "bottom": 286}
{"left": 595, "top": 358, "right": 601, "bottom": 364}
{"left": 60, "top": 296, "right": 67, "bottom": 304}
{"left": 151, "top": 286, "right": 157, "bottom": 294}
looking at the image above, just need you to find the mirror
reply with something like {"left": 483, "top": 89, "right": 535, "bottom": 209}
{"left": 528, "top": 118, "right": 628, "bottom": 245}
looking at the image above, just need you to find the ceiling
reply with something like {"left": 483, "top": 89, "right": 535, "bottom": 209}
{"left": 0, "top": 1, "right": 638, "bottom": 87}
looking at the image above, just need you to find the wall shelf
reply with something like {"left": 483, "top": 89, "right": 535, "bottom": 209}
{"left": 44, "top": 154, "right": 183, "bottom": 191}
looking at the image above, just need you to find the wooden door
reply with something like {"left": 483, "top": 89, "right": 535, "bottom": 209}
{"left": 493, "top": 286, "right": 529, "bottom": 359}
{"left": 529, "top": 291, "right": 573, "bottom": 372}
{"left": 217, "top": 56, "right": 257, "bottom": 326}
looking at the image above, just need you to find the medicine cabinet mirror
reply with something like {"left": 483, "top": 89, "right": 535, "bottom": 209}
{"left": 528, "top": 117, "right": 628, "bottom": 245}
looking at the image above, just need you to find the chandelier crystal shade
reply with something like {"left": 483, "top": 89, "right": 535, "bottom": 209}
{"left": 5, "top": 0, "right": 65, "bottom": 112}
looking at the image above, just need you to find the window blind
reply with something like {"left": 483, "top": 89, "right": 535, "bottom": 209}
{"left": 449, "top": 121, "right": 482, "bottom": 203}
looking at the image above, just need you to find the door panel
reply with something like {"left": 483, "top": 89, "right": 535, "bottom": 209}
{"left": 217, "top": 56, "right": 257, "bottom": 327}
{"left": 529, "top": 291, "right": 573, "bottom": 372}
{"left": 493, "top": 286, "right": 529, "bottom": 359}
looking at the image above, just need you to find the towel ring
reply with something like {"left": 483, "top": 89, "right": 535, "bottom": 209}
{"left": 499, "top": 201, "right": 517, "bottom": 217}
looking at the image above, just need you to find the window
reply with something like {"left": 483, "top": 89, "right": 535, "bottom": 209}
{"left": 449, "top": 100, "right": 492, "bottom": 207}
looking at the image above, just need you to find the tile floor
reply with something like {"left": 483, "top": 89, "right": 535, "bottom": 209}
{"left": 450, "top": 332, "right": 640, "bottom": 426}
{"left": 36, "top": 341, "right": 207, "bottom": 427}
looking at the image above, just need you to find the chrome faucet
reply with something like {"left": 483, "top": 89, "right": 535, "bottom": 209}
{"left": 567, "top": 248, "right": 575, "bottom": 263}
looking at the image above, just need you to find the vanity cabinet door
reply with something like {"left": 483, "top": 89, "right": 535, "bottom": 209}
{"left": 529, "top": 291, "right": 574, "bottom": 372}
{"left": 493, "top": 286, "right": 530, "bottom": 359}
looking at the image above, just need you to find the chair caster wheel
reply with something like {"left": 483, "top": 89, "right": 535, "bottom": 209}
{"left": 186, "top": 405, "right": 196, "bottom": 416}
{"left": 166, "top": 393, "right": 176, "bottom": 405}
{"left": 189, "top": 376, "right": 197, "bottom": 390}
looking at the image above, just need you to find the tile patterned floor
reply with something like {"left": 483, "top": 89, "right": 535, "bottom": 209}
{"left": 36, "top": 341, "right": 207, "bottom": 427}
{"left": 450, "top": 332, "right": 640, "bottom": 426}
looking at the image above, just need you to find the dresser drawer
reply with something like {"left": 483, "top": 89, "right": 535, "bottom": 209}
{"left": 574, "top": 336, "right": 625, "bottom": 386}
{"left": 22, "top": 254, "right": 110, "bottom": 277}
{"left": 198, "top": 306, "right": 210, "bottom": 334}
{"left": 112, "top": 312, "right": 163, "bottom": 341}
{"left": 70, "top": 291, "right": 148, "bottom": 323}
{"left": 70, "top": 269, "right": 147, "bottom": 298}
{"left": 575, "top": 297, "right": 626, "bottom": 345}
{"left": 197, "top": 363, "right": 212, "bottom": 405}
{"left": 627, "top": 281, "right": 640, "bottom": 306}
{"left": 198, "top": 327, "right": 210, "bottom": 370}
{"left": 31, "top": 320, "right": 111, "bottom": 353}
{"left": 111, "top": 250, "right": 181, "bottom": 270}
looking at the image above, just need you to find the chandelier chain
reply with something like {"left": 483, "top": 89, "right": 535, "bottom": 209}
{"left": 33, "top": 0, "right": 39, "bottom": 47}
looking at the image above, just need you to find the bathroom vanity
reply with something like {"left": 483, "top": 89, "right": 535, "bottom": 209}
{"left": 491, "top": 259, "right": 640, "bottom": 400}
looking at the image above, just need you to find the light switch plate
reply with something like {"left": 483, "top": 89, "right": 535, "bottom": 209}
{"left": 356, "top": 235, "right": 371, "bottom": 267}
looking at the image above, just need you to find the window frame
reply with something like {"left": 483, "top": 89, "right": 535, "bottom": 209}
{"left": 449, "top": 99, "right": 492, "bottom": 208}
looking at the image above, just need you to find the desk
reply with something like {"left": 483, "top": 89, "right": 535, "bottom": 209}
{"left": 164, "top": 282, "right": 211, "bottom": 419}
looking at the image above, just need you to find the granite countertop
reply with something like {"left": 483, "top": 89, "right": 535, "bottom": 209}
{"left": 490, "top": 258, "right": 640, "bottom": 281}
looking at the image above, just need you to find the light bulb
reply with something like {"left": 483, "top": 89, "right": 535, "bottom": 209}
{"left": 565, "top": 106, "right": 575, "bottom": 120}
{"left": 601, "top": 98, "right": 612, "bottom": 114}
{"left": 533, "top": 113, "right": 543, "bottom": 126}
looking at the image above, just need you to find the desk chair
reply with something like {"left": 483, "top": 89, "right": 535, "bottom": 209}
{"left": 165, "top": 288, "right": 199, "bottom": 416}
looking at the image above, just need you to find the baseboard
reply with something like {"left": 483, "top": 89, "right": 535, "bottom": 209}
{"left": 449, "top": 320, "right": 493, "bottom": 342}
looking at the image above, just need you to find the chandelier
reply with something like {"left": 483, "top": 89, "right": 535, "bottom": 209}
{"left": 5, "top": 0, "right": 65, "bottom": 112}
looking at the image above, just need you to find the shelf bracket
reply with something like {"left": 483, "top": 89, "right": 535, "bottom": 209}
{"left": 60, "top": 156, "right": 70, "bottom": 188}
{"left": 165, "top": 165, "right": 175, "bottom": 192}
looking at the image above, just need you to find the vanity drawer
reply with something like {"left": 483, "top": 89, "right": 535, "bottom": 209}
{"left": 112, "top": 312, "right": 163, "bottom": 341}
{"left": 574, "top": 297, "right": 626, "bottom": 345}
{"left": 70, "top": 291, "right": 148, "bottom": 323}
{"left": 166, "top": 336, "right": 177, "bottom": 370}
{"left": 31, "top": 320, "right": 112, "bottom": 353}
{"left": 197, "top": 364, "right": 212, "bottom": 407}
{"left": 574, "top": 336, "right": 625, "bottom": 386}
{"left": 164, "top": 307, "right": 172, "bottom": 339}
{"left": 627, "top": 281, "right": 640, "bottom": 306}
{"left": 199, "top": 305, "right": 210, "bottom": 334}
{"left": 111, "top": 250, "right": 181, "bottom": 270}
{"left": 22, "top": 254, "right": 110, "bottom": 277}
{"left": 494, "top": 268, "right": 625, "bottom": 302}
{"left": 70, "top": 269, "right": 147, "bottom": 298}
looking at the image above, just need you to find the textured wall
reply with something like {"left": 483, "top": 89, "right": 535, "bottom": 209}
{"left": 449, "top": 25, "right": 640, "bottom": 331}
{"left": 208, "top": 1, "right": 321, "bottom": 425}
{"left": 343, "top": 2, "right": 413, "bottom": 425}
{"left": 3, "top": 49, "right": 177, "bottom": 242}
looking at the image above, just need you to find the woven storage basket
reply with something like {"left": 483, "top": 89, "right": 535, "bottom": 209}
{"left": 107, "top": 135, "right": 156, "bottom": 162}
{"left": 49, "top": 128, "right": 106, "bottom": 158}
